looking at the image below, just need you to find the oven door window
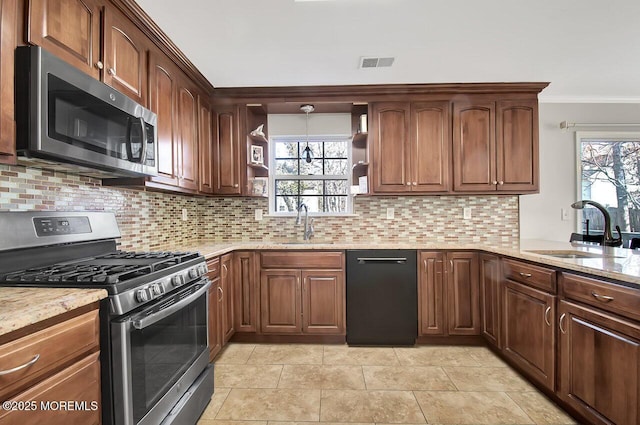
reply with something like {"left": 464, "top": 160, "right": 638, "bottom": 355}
{"left": 129, "top": 292, "right": 207, "bottom": 423}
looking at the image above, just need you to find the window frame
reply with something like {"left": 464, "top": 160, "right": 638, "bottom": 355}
{"left": 269, "top": 134, "right": 353, "bottom": 216}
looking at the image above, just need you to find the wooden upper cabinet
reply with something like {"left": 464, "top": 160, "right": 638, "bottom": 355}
{"left": 148, "top": 51, "right": 179, "bottom": 186}
{"left": 198, "top": 95, "right": 215, "bottom": 194}
{"left": 0, "top": 0, "right": 17, "bottom": 163}
{"left": 452, "top": 101, "right": 496, "bottom": 191}
{"left": 371, "top": 102, "right": 411, "bottom": 192}
{"left": 496, "top": 100, "right": 538, "bottom": 191}
{"left": 102, "top": 5, "right": 148, "bottom": 106}
{"left": 214, "top": 106, "right": 242, "bottom": 195}
{"left": 412, "top": 101, "right": 450, "bottom": 192}
{"left": 28, "top": 0, "right": 103, "bottom": 78}
{"left": 175, "top": 78, "right": 198, "bottom": 190}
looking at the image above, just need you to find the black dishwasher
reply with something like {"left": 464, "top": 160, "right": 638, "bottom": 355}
{"left": 346, "top": 250, "right": 417, "bottom": 345}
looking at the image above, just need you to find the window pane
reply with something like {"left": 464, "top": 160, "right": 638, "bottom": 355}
{"left": 325, "top": 180, "right": 348, "bottom": 195}
{"left": 275, "top": 159, "right": 299, "bottom": 175}
{"left": 324, "top": 159, "right": 348, "bottom": 175}
{"left": 324, "top": 196, "right": 347, "bottom": 213}
{"left": 300, "top": 196, "right": 322, "bottom": 213}
{"left": 275, "top": 142, "right": 298, "bottom": 158}
{"left": 324, "top": 141, "right": 348, "bottom": 158}
{"left": 275, "top": 180, "right": 299, "bottom": 195}
{"left": 299, "top": 160, "right": 324, "bottom": 175}
{"left": 300, "top": 180, "right": 323, "bottom": 195}
{"left": 276, "top": 196, "right": 299, "bottom": 212}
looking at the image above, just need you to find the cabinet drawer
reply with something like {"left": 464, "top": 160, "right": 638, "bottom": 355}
{"left": 206, "top": 257, "right": 220, "bottom": 279}
{"left": 261, "top": 251, "right": 343, "bottom": 269}
{"left": 561, "top": 273, "right": 640, "bottom": 322}
{"left": 0, "top": 310, "right": 99, "bottom": 401}
{"left": 0, "top": 352, "right": 101, "bottom": 425}
{"left": 503, "top": 258, "right": 556, "bottom": 293}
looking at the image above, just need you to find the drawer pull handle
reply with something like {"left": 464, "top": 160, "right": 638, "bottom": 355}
{"left": 0, "top": 354, "right": 40, "bottom": 376}
{"left": 519, "top": 272, "right": 532, "bottom": 278}
{"left": 544, "top": 306, "right": 551, "bottom": 326}
{"left": 591, "top": 292, "right": 614, "bottom": 302}
{"left": 217, "top": 285, "right": 223, "bottom": 302}
{"left": 559, "top": 313, "right": 567, "bottom": 334}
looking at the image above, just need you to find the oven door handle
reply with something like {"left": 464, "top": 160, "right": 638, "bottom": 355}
{"left": 132, "top": 281, "right": 211, "bottom": 330}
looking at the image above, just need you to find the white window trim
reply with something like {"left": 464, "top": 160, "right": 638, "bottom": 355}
{"left": 269, "top": 134, "right": 353, "bottom": 216}
{"left": 575, "top": 130, "right": 640, "bottom": 232}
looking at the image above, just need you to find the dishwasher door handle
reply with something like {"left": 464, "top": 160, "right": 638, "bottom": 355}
{"left": 357, "top": 257, "right": 407, "bottom": 264}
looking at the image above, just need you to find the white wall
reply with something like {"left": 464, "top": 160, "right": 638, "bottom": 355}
{"left": 268, "top": 113, "right": 351, "bottom": 136}
{"left": 520, "top": 103, "right": 640, "bottom": 241}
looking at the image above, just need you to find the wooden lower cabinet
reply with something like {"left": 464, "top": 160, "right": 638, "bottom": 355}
{"left": 302, "top": 270, "right": 345, "bottom": 334}
{"left": 260, "top": 269, "right": 301, "bottom": 334}
{"left": 418, "top": 251, "right": 446, "bottom": 335}
{"left": 558, "top": 300, "right": 640, "bottom": 425}
{"left": 502, "top": 279, "right": 556, "bottom": 391}
{"left": 208, "top": 277, "right": 223, "bottom": 361}
{"left": 221, "top": 253, "right": 234, "bottom": 342}
{"left": 233, "top": 251, "right": 259, "bottom": 333}
{"left": 479, "top": 254, "right": 501, "bottom": 347}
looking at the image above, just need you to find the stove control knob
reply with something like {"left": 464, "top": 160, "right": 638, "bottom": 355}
{"left": 136, "top": 289, "right": 149, "bottom": 303}
{"left": 151, "top": 283, "right": 163, "bottom": 296}
{"left": 199, "top": 265, "right": 207, "bottom": 275}
{"left": 172, "top": 275, "right": 184, "bottom": 287}
{"left": 189, "top": 268, "right": 199, "bottom": 279}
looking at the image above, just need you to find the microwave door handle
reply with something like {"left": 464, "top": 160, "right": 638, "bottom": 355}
{"left": 138, "top": 116, "right": 148, "bottom": 164}
{"left": 132, "top": 281, "right": 211, "bottom": 330}
{"left": 125, "top": 118, "right": 134, "bottom": 160}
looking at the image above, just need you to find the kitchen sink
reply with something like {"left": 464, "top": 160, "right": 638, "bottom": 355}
{"left": 526, "top": 250, "right": 623, "bottom": 259}
{"left": 280, "top": 240, "right": 336, "bottom": 245}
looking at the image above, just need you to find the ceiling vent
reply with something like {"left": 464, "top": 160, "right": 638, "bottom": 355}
{"left": 360, "top": 57, "right": 395, "bottom": 69}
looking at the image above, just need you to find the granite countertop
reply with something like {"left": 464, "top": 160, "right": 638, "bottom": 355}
{"left": 0, "top": 287, "right": 107, "bottom": 337}
{"left": 170, "top": 239, "right": 640, "bottom": 287}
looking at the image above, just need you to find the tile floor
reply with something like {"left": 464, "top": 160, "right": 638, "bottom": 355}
{"left": 197, "top": 343, "right": 576, "bottom": 425}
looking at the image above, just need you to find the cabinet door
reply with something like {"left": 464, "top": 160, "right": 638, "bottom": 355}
{"left": 208, "top": 278, "right": 222, "bottom": 361}
{"left": 558, "top": 300, "right": 640, "bottom": 425}
{"left": 452, "top": 101, "right": 496, "bottom": 191}
{"left": 411, "top": 101, "right": 450, "bottom": 192}
{"left": 28, "top": 0, "right": 102, "bottom": 78}
{"left": 198, "top": 95, "right": 215, "bottom": 194}
{"left": 221, "top": 253, "right": 235, "bottom": 343}
{"left": 260, "top": 269, "right": 301, "bottom": 334}
{"left": 148, "top": 51, "right": 179, "bottom": 186}
{"left": 175, "top": 77, "right": 198, "bottom": 190}
{"left": 233, "top": 251, "right": 258, "bottom": 333}
{"left": 479, "top": 254, "right": 501, "bottom": 348}
{"left": 371, "top": 102, "right": 411, "bottom": 192}
{"left": 446, "top": 252, "right": 480, "bottom": 335}
{"left": 102, "top": 5, "right": 147, "bottom": 106}
{"left": 496, "top": 100, "right": 538, "bottom": 192}
{"left": 418, "top": 251, "right": 446, "bottom": 336}
{"left": 0, "top": 0, "right": 17, "bottom": 162}
{"left": 214, "top": 106, "right": 242, "bottom": 194}
{"left": 302, "top": 270, "right": 344, "bottom": 334}
{"left": 503, "top": 279, "right": 555, "bottom": 391}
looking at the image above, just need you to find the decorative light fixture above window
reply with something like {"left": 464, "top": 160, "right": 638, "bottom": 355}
{"left": 301, "top": 104, "right": 315, "bottom": 163}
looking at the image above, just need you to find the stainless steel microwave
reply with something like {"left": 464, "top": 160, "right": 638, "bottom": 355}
{"left": 15, "top": 46, "right": 158, "bottom": 178}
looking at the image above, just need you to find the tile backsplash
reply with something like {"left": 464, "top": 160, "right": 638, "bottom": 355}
{"left": 1, "top": 164, "right": 519, "bottom": 250}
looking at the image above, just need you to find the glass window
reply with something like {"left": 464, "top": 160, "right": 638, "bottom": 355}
{"left": 270, "top": 135, "right": 351, "bottom": 214}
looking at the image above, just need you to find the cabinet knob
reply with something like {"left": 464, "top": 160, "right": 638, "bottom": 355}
{"left": 498, "top": 181, "right": 504, "bottom": 185}
{"left": 234, "top": 183, "right": 239, "bottom": 188}
{"left": 406, "top": 182, "right": 411, "bottom": 186}
{"left": 492, "top": 181, "right": 498, "bottom": 185}
{"left": 107, "top": 67, "right": 116, "bottom": 76}
{"left": 412, "top": 182, "right": 417, "bottom": 186}
{"left": 94, "top": 61, "right": 104, "bottom": 70}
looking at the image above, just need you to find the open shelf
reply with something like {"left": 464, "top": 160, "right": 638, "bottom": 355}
{"left": 249, "top": 133, "right": 269, "bottom": 144}
{"left": 352, "top": 132, "right": 367, "bottom": 148}
{"left": 248, "top": 163, "right": 269, "bottom": 172}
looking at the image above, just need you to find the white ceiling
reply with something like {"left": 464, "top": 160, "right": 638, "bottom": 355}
{"left": 135, "top": 0, "right": 640, "bottom": 102}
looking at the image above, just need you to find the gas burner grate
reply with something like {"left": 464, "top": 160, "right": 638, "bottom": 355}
{"left": 2, "top": 263, "right": 153, "bottom": 284}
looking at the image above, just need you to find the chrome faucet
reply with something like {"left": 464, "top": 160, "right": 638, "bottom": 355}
{"left": 571, "top": 200, "right": 623, "bottom": 247}
{"left": 295, "top": 203, "right": 314, "bottom": 241}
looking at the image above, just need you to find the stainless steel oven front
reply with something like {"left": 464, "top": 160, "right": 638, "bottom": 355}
{"left": 111, "top": 278, "right": 211, "bottom": 425}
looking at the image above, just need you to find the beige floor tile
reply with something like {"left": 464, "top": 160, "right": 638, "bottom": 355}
{"left": 322, "top": 345, "right": 400, "bottom": 365}
{"left": 507, "top": 392, "right": 577, "bottom": 424}
{"left": 465, "top": 346, "right": 509, "bottom": 367}
{"left": 199, "top": 421, "right": 267, "bottom": 425}
{"left": 278, "top": 365, "right": 365, "bottom": 389}
{"left": 214, "top": 364, "right": 283, "bottom": 388}
{"left": 215, "top": 344, "right": 256, "bottom": 364}
{"left": 414, "top": 391, "right": 534, "bottom": 424}
{"left": 200, "top": 387, "right": 232, "bottom": 420}
{"left": 393, "top": 346, "right": 481, "bottom": 367}
{"left": 247, "top": 344, "right": 324, "bottom": 365}
{"left": 362, "top": 365, "right": 455, "bottom": 390}
{"left": 216, "top": 388, "right": 320, "bottom": 421}
{"left": 320, "top": 389, "right": 426, "bottom": 423}
{"left": 443, "top": 366, "right": 535, "bottom": 391}
{"left": 270, "top": 422, "right": 373, "bottom": 425}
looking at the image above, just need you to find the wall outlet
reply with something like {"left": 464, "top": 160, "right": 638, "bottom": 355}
{"left": 463, "top": 207, "right": 472, "bottom": 220}
{"left": 181, "top": 208, "right": 188, "bottom": 221}
{"left": 561, "top": 208, "right": 569, "bottom": 221}
{"left": 386, "top": 207, "right": 395, "bottom": 220}
{"left": 255, "top": 209, "right": 263, "bottom": 221}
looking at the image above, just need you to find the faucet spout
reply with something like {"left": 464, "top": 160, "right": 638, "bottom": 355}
{"left": 571, "top": 200, "right": 622, "bottom": 247}
{"left": 295, "top": 203, "right": 314, "bottom": 240}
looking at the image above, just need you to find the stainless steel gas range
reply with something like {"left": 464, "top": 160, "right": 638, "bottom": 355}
{"left": 0, "top": 211, "right": 214, "bottom": 425}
